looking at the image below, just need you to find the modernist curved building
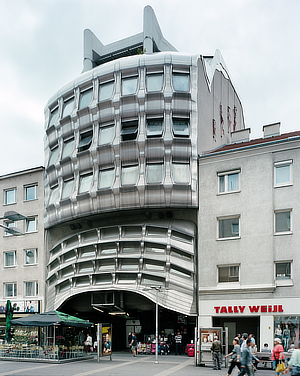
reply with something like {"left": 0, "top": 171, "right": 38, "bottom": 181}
{"left": 44, "top": 6, "right": 244, "bottom": 346}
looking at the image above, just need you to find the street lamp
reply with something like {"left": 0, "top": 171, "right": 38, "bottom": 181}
{"left": 150, "top": 286, "right": 162, "bottom": 364}
{"left": 0, "top": 210, "right": 28, "bottom": 236}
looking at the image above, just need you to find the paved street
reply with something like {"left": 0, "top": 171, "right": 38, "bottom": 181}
{"left": 0, "top": 353, "right": 275, "bottom": 376}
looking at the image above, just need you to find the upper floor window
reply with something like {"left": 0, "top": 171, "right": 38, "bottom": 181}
{"left": 275, "top": 262, "right": 291, "bottom": 280}
{"left": 26, "top": 217, "right": 38, "bottom": 233}
{"left": 146, "top": 73, "right": 163, "bottom": 92}
{"left": 122, "top": 165, "right": 138, "bottom": 185}
{"left": 146, "top": 163, "right": 163, "bottom": 184}
{"left": 4, "top": 251, "right": 16, "bottom": 267}
{"left": 4, "top": 221, "right": 15, "bottom": 236}
{"left": 122, "top": 76, "right": 138, "bottom": 96}
{"left": 99, "top": 125, "right": 114, "bottom": 145}
{"left": 218, "top": 216, "right": 240, "bottom": 239}
{"left": 147, "top": 119, "right": 163, "bottom": 137}
{"left": 99, "top": 81, "right": 114, "bottom": 101}
{"left": 99, "top": 168, "right": 115, "bottom": 189}
{"left": 218, "top": 265, "right": 239, "bottom": 283}
{"left": 24, "top": 281, "right": 38, "bottom": 297}
{"left": 25, "top": 249, "right": 38, "bottom": 265}
{"left": 4, "top": 188, "right": 17, "bottom": 205}
{"left": 79, "top": 173, "right": 93, "bottom": 194}
{"left": 275, "top": 210, "right": 291, "bottom": 234}
{"left": 48, "top": 107, "right": 58, "bottom": 128}
{"left": 121, "top": 120, "right": 138, "bottom": 141}
{"left": 62, "top": 179, "right": 74, "bottom": 199}
{"left": 78, "top": 130, "right": 93, "bottom": 152}
{"left": 172, "top": 73, "right": 189, "bottom": 92}
{"left": 48, "top": 185, "right": 59, "bottom": 206}
{"left": 274, "top": 160, "right": 292, "bottom": 186}
{"left": 172, "top": 163, "right": 190, "bottom": 184}
{"left": 48, "top": 145, "right": 59, "bottom": 166}
{"left": 4, "top": 283, "right": 17, "bottom": 298}
{"left": 62, "top": 97, "right": 74, "bottom": 118}
{"left": 25, "top": 184, "right": 38, "bottom": 201}
{"left": 62, "top": 138, "right": 75, "bottom": 159}
{"left": 173, "top": 118, "right": 189, "bottom": 137}
{"left": 218, "top": 170, "right": 240, "bottom": 193}
{"left": 79, "top": 88, "right": 93, "bottom": 110}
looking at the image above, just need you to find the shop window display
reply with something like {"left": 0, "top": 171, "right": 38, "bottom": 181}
{"left": 274, "top": 317, "right": 299, "bottom": 351}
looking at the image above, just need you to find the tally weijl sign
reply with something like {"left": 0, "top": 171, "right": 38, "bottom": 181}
{"left": 214, "top": 305, "right": 284, "bottom": 314}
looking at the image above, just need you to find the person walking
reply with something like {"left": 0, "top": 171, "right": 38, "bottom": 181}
{"left": 238, "top": 338, "right": 254, "bottom": 376}
{"left": 78, "top": 329, "right": 85, "bottom": 346}
{"left": 130, "top": 332, "right": 137, "bottom": 357}
{"left": 272, "top": 338, "right": 285, "bottom": 375}
{"left": 174, "top": 331, "right": 182, "bottom": 355}
{"left": 84, "top": 333, "right": 93, "bottom": 353}
{"left": 225, "top": 337, "right": 241, "bottom": 376}
{"left": 211, "top": 335, "right": 222, "bottom": 370}
{"left": 284, "top": 342, "right": 300, "bottom": 375}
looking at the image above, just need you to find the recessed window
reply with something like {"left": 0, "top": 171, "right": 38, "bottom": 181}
{"left": 146, "top": 163, "right": 163, "bottom": 184}
{"left": 170, "top": 266, "right": 191, "bottom": 278}
{"left": 48, "top": 146, "right": 59, "bottom": 166}
{"left": 218, "top": 265, "right": 239, "bottom": 283}
{"left": 99, "top": 168, "right": 115, "bottom": 189}
{"left": 275, "top": 160, "right": 292, "bottom": 186}
{"left": 146, "top": 73, "right": 163, "bottom": 92}
{"left": 62, "top": 179, "right": 74, "bottom": 199}
{"left": 4, "top": 283, "right": 17, "bottom": 297}
{"left": 79, "top": 88, "right": 93, "bottom": 110}
{"left": 99, "top": 125, "right": 114, "bottom": 145}
{"left": 275, "top": 210, "right": 291, "bottom": 233}
{"left": 275, "top": 262, "right": 291, "bottom": 280}
{"left": 172, "top": 73, "right": 189, "bottom": 92}
{"left": 122, "top": 165, "right": 138, "bottom": 185}
{"left": 25, "top": 249, "right": 38, "bottom": 265}
{"left": 4, "top": 188, "right": 17, "bottom": 205}
{"left": 147, "top": 119, "right": 163, "bottom": 137}
{"left": 4, "top": 251, "right": 16, "bottom": 267}
{"left": 121, "top": 120, "right": 138, "bottom": 141}
{"left": 99, "top": 81, "right": 114, "bottom": 101}
{"left": 218, "top": 216, "right": 240, "bottom": 239}
{"left": 78, "top": 131, "right": 93, "bottom": 152}
{"left": 26, "top": 217, "right": 38, "bottom": 233}
{"left": 62, "top": 138, "right": 75, "bottom": 159}
{"left": 173, "top": 118, "right": 189, "bottom": 137}
{"left": 122, "top": 76, "right": 138, "bottom": 95}
{"left": 24, "top": 281, "right": 38, "bottom": 297}
{"left": 4, "top": 221, "right": 16, "bottom": 236}
{"left": 172, "top": 163, "right": 190, "bottom": 183}
{"left": 49, "top": 107, "right": 58, "bottom": 128}
{"left": 48, "top": 185, "right": 59, "bottom": 205}
{"left": 79, "top": 173, "right": 93, "bottom": 194}
{"left": 62, "top": 97, "right": 74, "bottom": 118}
{"left": 145, "top": 262, "right": 164, "bottom": 271}
{"left": 218, "top": 171, "right": 240, "bottom": 193}
{"left": 25, "top": 184, "right": 38, "bottom": 201}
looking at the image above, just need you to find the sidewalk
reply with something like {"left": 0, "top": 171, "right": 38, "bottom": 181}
{"left": 0, "top": 352, "right": 275, "bottom": 376}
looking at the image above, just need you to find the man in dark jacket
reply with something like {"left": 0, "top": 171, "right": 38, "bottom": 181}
{"left": 238, "top": 338, "right": 254, "bottom": 376}
{"left": 211, "top": 335, "right": 222, "bottom": 370}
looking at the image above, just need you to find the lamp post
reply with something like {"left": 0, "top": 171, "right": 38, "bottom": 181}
{"left": 0, "top": 210, "right": 28, "bottom": 235}
{"left": 150, "top": 286, "right": 162, "bottom": 364}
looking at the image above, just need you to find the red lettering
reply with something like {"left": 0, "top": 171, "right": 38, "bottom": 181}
{"left": 214, "top": 307, "right": 220, "bottom": 314}
{"left": 228, "top": 306, "right": 233, "bottom": 313}
{"left": 273, "top": 305, "right": 277, "bottom": 313}
{"left": 239, "top": 306, "right": 246, "bottom": 313}
{"left": 249, "top": 306, "right": 260, "bottom": 313}
{"left": 268, "top": 305, "right": 272, "bottom": 313}
{"left": 278, "top": 305, "right": 284, "bottom": 312}
{"left": 234, "top": 306, "right": 239, "bottom": 313}
{"left": 220, "top": 307, "right": 228, "bottom": 313}
{"left": 261, "top": 305, "right": 267, "bottom": 312}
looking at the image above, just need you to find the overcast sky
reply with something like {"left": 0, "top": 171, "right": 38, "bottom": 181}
{"left": 0, "top": 0, "right": 299, "bottom": 175}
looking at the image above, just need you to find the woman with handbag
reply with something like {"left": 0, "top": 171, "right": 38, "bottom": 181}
{"left": 225, "top": 337, "right": 242, "bottom": 376}
{"left": 285, "top": 343, "right": 300, "bottom": 375}
{"left": 272, "top": 338, "right": 285, "bottom": 375}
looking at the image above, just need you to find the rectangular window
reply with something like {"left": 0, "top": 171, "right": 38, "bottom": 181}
{"left": 218, "top": 265, "right": 239, "bottom": 283}
{"left": 218, "top": 216, "right": 240, "bottom": 239}
{"left": 122, "top": 165, "right": 138, "bottom": 185}
{"left": 99, "top": 81, "right": 114, "bottom": 101}
{"left": 4, "top": 221, "right": 16, "bottom": 236}
{"left": 4, "top": 188, "right": 17, "bottom": 205}
{"left": 146, "top": 119, "right": 163, "bottom": 137}
{"left": 172, "top": 73, "right": 190, "bottom": 92}
{"left": 48, "top": 185, "right": 59, "bottom": 205}
{"left": 99, "top": 168, "right": 115, "bottom": 189}
{"left": 121, "top": 120, "right": 138, "bottom": 141}
{"left": 275, "top": 262, "right": 291, "bottom": 280}
{"left": 48, "top": 145, "right": 59, "bottom": 166}
{"left": 62, "top": 97, "right": 74, "bottom": 118}
{"left": 173, "top": 118, "right": 189, "bottom": 137}
{"left": 99, "top": 125, "right": 114, "bottom": 145}
{"left": 78, "top": 130, "right": 93, "bottom": 152}
{"left": 146, "top": 163, "right": 163, "bottom": 184}
{"left": 24, "top": 281, "right": 38, "bottom": 297}
{"left": 172, "top": 163, "right": 190, "bottom": 183}
{"left": 146, "top": 73, "right": 163, "bottom": 92}
{"left": 79, "top": 88, "right": 93, "bottom": 110}
{"left": 275, "top": 210, "right": 291, "bottom": 233}
{"left": 49, "top": 107, "right": 58, "bottom": 128}
{"left": 218, "top": 170, "right": 240, "bottom": 193}
{"left": 62, "top": 179, "right": 74, "bottom": 199}
{"left": 4, "top": 251, "right": 16, "bottom": 267}
{"left": 79, "top": 173, "right": 93, "bottom": 194}
{"left": 122, "top": 76, "right": 138, "bottom": 96}
{"left": 62, "top": 138, "right": 75, "bottom": 159}
{"left": 274, "top": 160, "right": 292, "bottom": 186}
{"left": 4, "top": 283, "right": 17, "bottom": 297}
{"left": 25, "top": 249, "right": 38, "bottom": 265}
{"left": 26, "top": 217, "right": 38, "bottom": 233}
{"left": 25, "top": 184, "right": 38, "bottom": 201}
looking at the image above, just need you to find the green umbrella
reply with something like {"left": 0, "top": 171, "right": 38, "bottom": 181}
{"left": 5, "top": 300, "right": 14, "bottom": 343}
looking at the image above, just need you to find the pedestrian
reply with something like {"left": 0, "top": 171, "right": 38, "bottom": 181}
{"left": 249, "top": 334, "right": 255, "bottom": 344}
{"left": 225, "top": 337, "right": 241, "bottom": 376}
{"left": 78, "top": 329, "right": 85, "bottom": 345}
{"left": 284, "top": 342, "right": 300, "bottom": 375}
{"left": 250, "top": 340, "right": 259, "bottom": 371}
{"left": 174, "top": 331, "right": 182, "bottom": 355}
{"left": 130, "top": 332, "right": 137, "bottom": 357}
{"left": 84, "top": 333, "right": 93, "bottom": 353}
{"left": 238, "top": 338, "right": 254, "bottom": 376}
{"left": 272, "top": 338, "right": 285, "bottom": 375}
{"left": 211, "top": 335, "right": 222, "bottom": 370}
{"left": 241, "top": 333, "right": 248, "bottom": 353}
{"left": 128, "top": 332, "right": 132, "bottom": 351}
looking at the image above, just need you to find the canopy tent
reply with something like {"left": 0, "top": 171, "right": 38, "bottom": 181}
{"left": 11, "top": 310, "right": 92, "bottom": 327}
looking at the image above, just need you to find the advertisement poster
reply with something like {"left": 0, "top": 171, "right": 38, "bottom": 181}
{"left": 0, "top": 301, "right": 39, "bottom": 313}
{"left": 200, "top": 328, "right": 221, "bottom": 351}
{"left": 102, "top": 325, "right": 112, "bottom": 356}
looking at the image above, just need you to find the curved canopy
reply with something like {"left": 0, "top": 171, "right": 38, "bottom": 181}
{"left": 11, "top": 310, "right": 92, "bottom": 327}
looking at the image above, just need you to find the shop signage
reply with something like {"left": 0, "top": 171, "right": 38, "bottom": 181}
{"left": 214, "top": 305, "right": 284, "bottom": 314}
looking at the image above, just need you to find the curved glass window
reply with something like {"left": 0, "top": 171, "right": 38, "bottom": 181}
{"left": 173, "top": 73, "right": 189, "bottom": 92}
{"left": 147, "top": 119, "right": 163, "bottom": 137}
{"left": 172, "top": 163, "right": 190, "bottom": 183}
{"left": 62, "top": 138, "right": 75, "bottom": 159}
{"left": 122, "top": 165, "right": 138, "bottom": 185}
{"left": 173, "top": 119, "right": 189, "bottom": 137}
{"left": 146, "top": 164, "right": 163, "bottom": 184}
{"left": 122, "top": 77, "right": 138, "bottom": 96}
{"left": 49, "top": 186, "right": 59, "bottom": 205}
{"left": 99, "top": 125, "right": 114, "bottom": 145}
{"left": 99, "top": 81, "right": 114, "bottom": 101}
{"left": 79, "top": 88, "right": 93, "bottom": 110}
{"left": 48, "top": 146, "right": 58, "bottom": 166}
{"left": 79, "top": 173, "right": 93, "bottom": 194}
{"left": 62, "top": 179, "right": 74, "bottom": 199}
{"left": 99, "top": 168, "right": 115, "bottom": 189}
{"left": 62, "top": 98, "right": 74, "bottom": 118}
{"left": 146, "top": 74, "right": 163, "bottom": 92}
{"left": 78, "top": 131, "right": 93, "bottom": 152}
{"left": 49, "top": 108, "right": 58, "bottom": 128}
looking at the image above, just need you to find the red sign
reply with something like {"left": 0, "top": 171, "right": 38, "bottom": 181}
{"left": 214, "top": 305, "right": 284, "bottom": 314}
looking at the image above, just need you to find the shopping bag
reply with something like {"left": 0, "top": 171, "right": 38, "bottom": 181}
{"left": 276, "top": 362, "right": 285, "bottom": 373}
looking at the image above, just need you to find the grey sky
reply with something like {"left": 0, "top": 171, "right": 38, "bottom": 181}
{"left": 1, "top": 0, "right": 299, "bottom": 175}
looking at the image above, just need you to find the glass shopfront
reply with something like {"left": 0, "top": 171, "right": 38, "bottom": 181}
{"left": 274, "top": 316, "right": 300, "bottom": 351}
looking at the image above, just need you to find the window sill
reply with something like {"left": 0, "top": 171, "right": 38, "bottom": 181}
{"left": 274, "top": 183, "right": 293, "bottom": 188}
{"left": 217, "top": 236, "right": 241, "bottom": 241}
{"left": 24, "top": 198, "right": 38, "bottom": 202}
{"left": 4, "top": 265, "right": 17, "bottom": 268}
{"left": 275, "top": 279, "right": 293, "bottom": 287}
{"left": 25, "top": 230, "right": 38, "bottom": 234}
{"left": 274, "top": 231, "right": 293, "bottom": 236}
{"left": 218, "top": 190, "right": 241, "bottom": 196}
{"left": 24, "top": 263, "right": 38, "bottom": 267}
